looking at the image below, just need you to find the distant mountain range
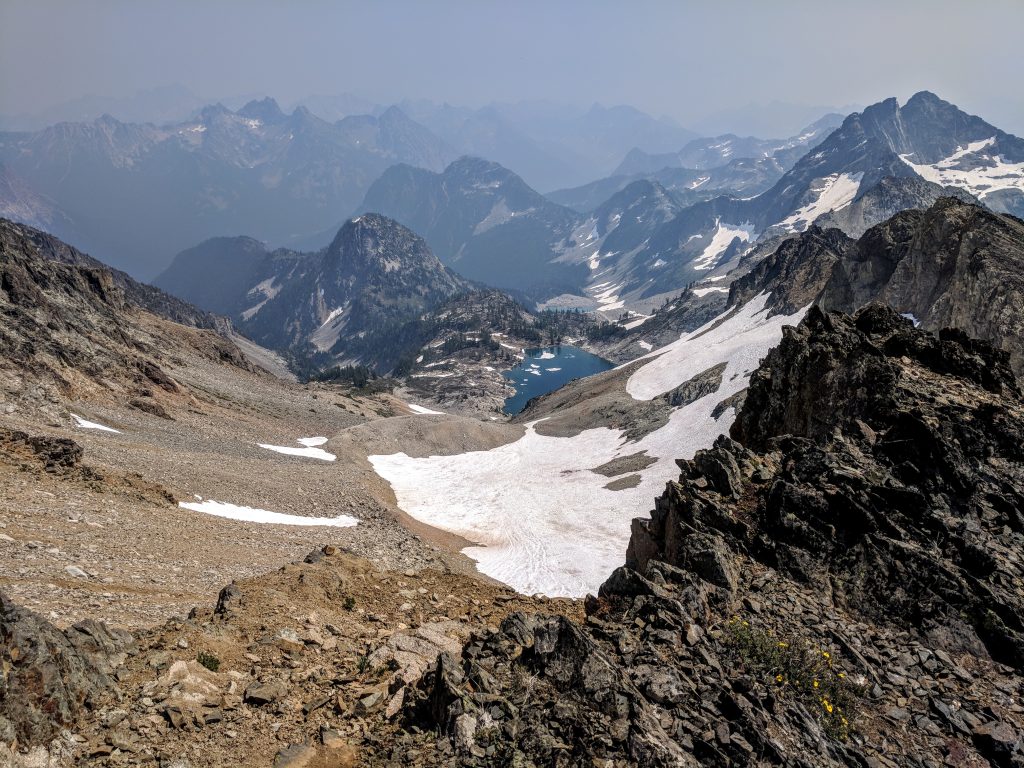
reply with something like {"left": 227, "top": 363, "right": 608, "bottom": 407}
{"left": 396, "top": 100, "right": 699, "bottom": 191}
{"left": 0, "top": 84, "right": 210, "bottom": 131}
{"left": 0, "top": 100, "right": 457, "bottom": 278}
{"left": 611, "top": 113, "right": 844, "bottom": 176}
{"left": 350, "top": 92, "right": 1024, "bottom": 313}
{"left": 17, "top": 88, "right": 1023, "bottom": 357}
{"left": 687, "top": 99, "right": 863, "bottom": 138}
{"left": 0, "top": 97, "right": 717, "bottom": 278}
{"left": 547, "top": 115, "right": 844, "bottom": 214}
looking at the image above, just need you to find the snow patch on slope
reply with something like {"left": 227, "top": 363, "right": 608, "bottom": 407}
{"left": 258, "top": 439, "right": 337, "bottom": 461}
{"left": 407, "top": 403, "right": 445, "bottom": 415}
{"left": 180, "top": 499, "right": 357, "bottom": 527}
{"left": 901, "top": 138, "right": 1024, "bottom": 200}
{"left": 692, "top": 220, "right": 755, "bottom": 271}
{"left": 473, "top": 199, "right": 516, "bottom": 234}
{"left": 777, "top": 172, "right": 863, "bottom": 233}
{"left": 370, "top": 292, "right": 807, "bottom": 597}
{"left": 71, "top": 414, "right": 120, "bottom": 434}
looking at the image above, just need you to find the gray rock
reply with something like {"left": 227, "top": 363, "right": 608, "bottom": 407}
{"left": 244, "top": 680, "right": 288, "bottom": 706}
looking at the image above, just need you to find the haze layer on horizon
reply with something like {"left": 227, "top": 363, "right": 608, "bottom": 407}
{"left": 1, "top": 0, "right": 1021, "bottom": 137}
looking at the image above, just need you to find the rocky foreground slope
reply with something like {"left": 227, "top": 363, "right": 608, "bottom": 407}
{"left": 402, "top": 304, "right": 1024, "bottom": 767}
{"left": 4, "top": 304, "right": 1023, "bottom": 767}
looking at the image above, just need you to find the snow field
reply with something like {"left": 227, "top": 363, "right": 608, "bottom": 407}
{"left": 370, "top": 293, "right": 808, "bottom": 597}
{"left": 901, "top": 138, "right": 1024, "bottom": 200}
{"left": 777, "top": 172, "right": 863, "bottom": 232}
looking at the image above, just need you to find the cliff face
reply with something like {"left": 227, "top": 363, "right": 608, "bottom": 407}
{"left": 819, "top": 198, "right": 1024, "bottom": 375}
{"left": 408, "top": 305, "right": 1024, "bottom": 767}
{"left": 644, "top": 304, "right": 1024, "bottom": 667}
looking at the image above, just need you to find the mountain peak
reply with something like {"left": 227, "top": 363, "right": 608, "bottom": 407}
{"left": 904, "top": 90, "right": 945, "bottom": 108}
{"left": 328, "top": 212, "right": 426, "bottom": 257}
{"left": 238, "top": 97, "right": 286, "bottom": 123}
{"left": 340, "top": 211, "right": 392, "bottom": 232}
{"left": 857, "top": 95, "right": 899, "bottom": 124}
{"left": 447, "top": 155, "right": 505, "bottom": 174}
{"left": 289, "top": 105, "right": 315, "bottom": 122}
{"left": 378, "top": 105, "right": 410, "bottom": 123}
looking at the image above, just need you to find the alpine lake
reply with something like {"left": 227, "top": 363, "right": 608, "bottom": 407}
{"left": 502, "top": 345, "right": 614, "bottom": 415}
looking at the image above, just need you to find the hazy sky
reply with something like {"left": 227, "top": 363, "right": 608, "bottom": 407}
{"left": 2, "top": 0, "right": 1022, "bottom": 134}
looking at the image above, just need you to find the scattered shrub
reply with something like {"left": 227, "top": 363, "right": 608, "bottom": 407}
{"left": 197, "top": 651, "right": 221, "bottom": 672}
{"left": 723, "top": 616, "right": 866, "bottom": 740}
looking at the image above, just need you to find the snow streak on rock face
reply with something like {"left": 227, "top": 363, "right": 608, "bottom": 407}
{"left": 776, "top": 172, "right": 863, "bottom": 233}
{"left": 901, "top": 138, "right": 1024, "bottom": 200}
{"left": 369, "top": 293, "right": 807, "bottom": 597}
{"left": 179, "top": 499, "right": 358, "bottom": 527}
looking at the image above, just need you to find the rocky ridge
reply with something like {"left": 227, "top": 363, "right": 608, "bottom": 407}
{"left": 727, "top": 197, "right": 1024, "bottom": 376}
{"left": 0, "top": 218, "right": 253, "bottom": 422}
{"left": 406, "top": 304, "right": 1024, "bottom": 767}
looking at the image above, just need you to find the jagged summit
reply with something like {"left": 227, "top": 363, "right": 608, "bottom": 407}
{"left": 324, "top": 213, "right": 454, "bottom": 277}
{"left": 237, "top": 96, "right": 287, "bottom": 124}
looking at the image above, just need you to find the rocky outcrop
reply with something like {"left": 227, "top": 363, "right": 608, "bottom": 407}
{"left": 4, "top": 218, "right": 228, "bottom": 332}
{"left": 410, "top": 304, "right": 1024, "bottom": 766}
{"left": 728, "top": 197, "right": 1024, "bottom": 377}
{"left": 819, "top": 197, "right": 1024, "bottom": 375}
{"left": 728, "top": 225, "right": 853, "bottom": 314}
{"left": 0, "top": 219, "right": 253, "bottom": 413}
{"left": 814, "top": 176, "right": 977, "bottom": 238}
{"left": 732, "top": 305, "right": 1023, "bottom": 662}
{"left": 0, "top": 592, "right": 131, "bottom": 749}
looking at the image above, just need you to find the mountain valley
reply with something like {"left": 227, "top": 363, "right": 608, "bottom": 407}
{"left": 3, "top": 30, "right": 1024, "bottom": 766}
{"left": 6, "top": 197, "right": 1024, "bottom": 765}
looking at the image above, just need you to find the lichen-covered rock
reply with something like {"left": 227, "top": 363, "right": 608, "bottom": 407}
{"left": 0, "top": 592, "right": 131, "bottom": 749}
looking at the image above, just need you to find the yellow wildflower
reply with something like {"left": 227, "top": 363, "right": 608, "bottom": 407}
{"left": 775, "top": 674, "right": 784, "bottom": 683}
{"left": 777, "top": 641, "right": 788, "bottom": 648}
{"left": 813, "top": 680, "right": 819, "bottom": 689}
{"left": 822, "top": 651, "right": 830, "bottom": 660}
